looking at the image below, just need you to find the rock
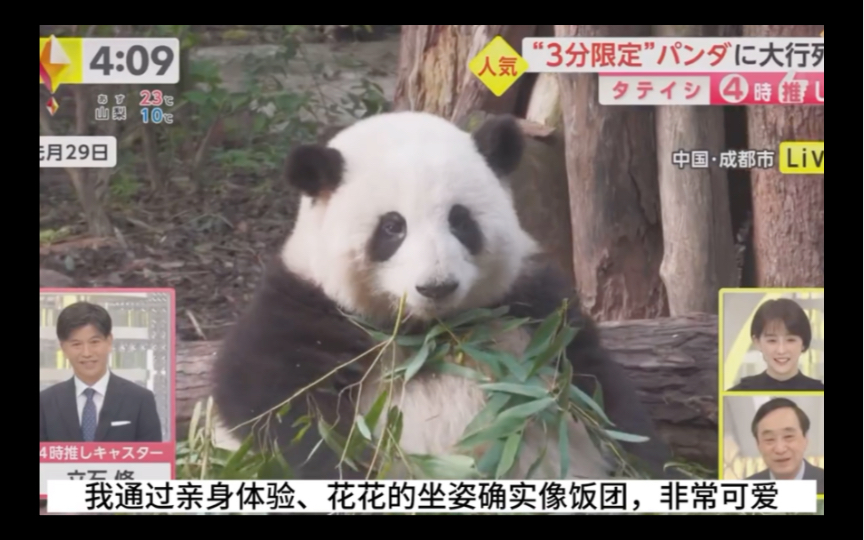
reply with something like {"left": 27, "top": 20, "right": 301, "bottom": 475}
{"left": 39, "top": 269, "right": 75, "bottom": 288}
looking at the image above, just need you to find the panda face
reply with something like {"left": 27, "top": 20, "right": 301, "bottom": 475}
{"left": 283, "top": 112, "right": 538, "bottom": 324}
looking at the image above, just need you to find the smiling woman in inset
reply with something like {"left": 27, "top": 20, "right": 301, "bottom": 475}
{"left": 728, "top": 298, "right": 824, "bottom": 391}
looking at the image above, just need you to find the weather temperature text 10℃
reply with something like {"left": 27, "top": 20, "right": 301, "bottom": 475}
{"left": 139, "top": 90, "right": 174, "bottom": 124}
{"left": 84, "top": 38, "right": 179, "bottom": 84}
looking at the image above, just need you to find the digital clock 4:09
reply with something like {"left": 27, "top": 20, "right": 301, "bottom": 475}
{"left": 89, "top": 45, "right": 174, "bottom": 76}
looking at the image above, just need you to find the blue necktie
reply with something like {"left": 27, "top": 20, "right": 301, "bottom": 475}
{"left": 81, "top": 388, "right": 97, "bottom": 442}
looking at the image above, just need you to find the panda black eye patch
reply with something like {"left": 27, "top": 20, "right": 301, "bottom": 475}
{"left": 368, "top": 211, "right": 406, "bottom": 262}
{"left": 449, "top": 204, "right": 483, "bottom": 255}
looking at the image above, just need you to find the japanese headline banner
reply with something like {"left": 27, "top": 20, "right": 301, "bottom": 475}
{"left": 47, "top": 479, "right": 818, "bottom": 514}
{"left": 521, "top": 38, "right": 823, "bottom": 73}
{"left": 598, "top": 72, "right": 823, "bottom": 105}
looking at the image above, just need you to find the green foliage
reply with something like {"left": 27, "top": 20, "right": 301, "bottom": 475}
{"left": 183, "top": 298, "right": 657, "bottom": 487}
{"left": 165, "top": 24, "right": 389, "bottom": 180}
{"left": 174, "top": 301, "right": 822, "bottom": 515}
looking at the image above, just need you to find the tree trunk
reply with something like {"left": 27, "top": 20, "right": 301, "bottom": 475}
{"left": 392, "top": 25, "right": 535, "bottom": 124}
{"left": 68, "top": 168, "right": 113, "bottom": 237}
{"left": 653, "top": 25, "right": 737, "bottom": 315}
{"left": 554, "top": 25, "right": 667, "bottom": 321}
{"left": 743, "top": 25, "right": 824, "bottom": 287}
{"left": 525, "top": 72, "right": 561, "bottom": 127}
{"left": 173, "top": 314, "right": 718, "bottom": 467}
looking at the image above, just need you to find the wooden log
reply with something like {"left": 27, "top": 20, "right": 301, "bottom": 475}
{"left": 652, "top": 25, "right": 737, "bottom": 314}
{"left": 174, "top": 313, "right": 718, "bottom": 467}
{"left": 554, "top": 25, "right": 667, "bottom": 321}
{"left": 743, "top": 25, "right": 824, "bottom": 287}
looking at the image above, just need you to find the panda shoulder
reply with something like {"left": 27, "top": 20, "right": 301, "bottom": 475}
{"left": 212, "top": 256, "right": 375, "bottom": 383}
{"left": 502, "top": 257, "right": 601, "bottom": 346}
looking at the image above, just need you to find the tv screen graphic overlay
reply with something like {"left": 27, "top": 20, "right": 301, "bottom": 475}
{"left": 721, "top": 394, "right": 824, "bottom": 498}
{"left": 39, "top": 288, "right": 176, "bottom": 497}
{"left": 720, "top": 288, "right": 823, "bottom": 392}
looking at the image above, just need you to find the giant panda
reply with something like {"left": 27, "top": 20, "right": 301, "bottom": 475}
{"left": 212, "top": 111, "right": 674, "bottom": 482}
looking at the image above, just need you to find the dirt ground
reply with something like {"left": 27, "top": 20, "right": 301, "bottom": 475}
{"left": 39, "top": 168, "right": 300, "bottom": 342}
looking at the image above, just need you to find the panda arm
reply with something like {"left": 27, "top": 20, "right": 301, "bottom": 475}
{"left": 212, "top": 260, "right": 376, "bottom": 479}
{"left": 502, "top": 260, "right": 676, "bottom": 479}
{"left": 565, "top": 328, "right": 676, "bottom": 479}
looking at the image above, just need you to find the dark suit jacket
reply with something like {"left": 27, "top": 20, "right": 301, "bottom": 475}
{"left": 746, "top": 460, "right": 824, "bottom": 494}
{"left": 40, "top": 372, "right": 163, "bottom": 443}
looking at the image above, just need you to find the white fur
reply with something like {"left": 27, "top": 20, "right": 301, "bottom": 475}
{"left": 282, "top": 111, "right": 610, "bottom": 480}
{"left": 283, "top": 111, "right": 539, "bottom": 324}
{"left": 357, "top": 325, "right": 612, "bottom": 480}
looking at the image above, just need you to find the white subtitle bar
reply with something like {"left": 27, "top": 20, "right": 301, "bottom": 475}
{"left": 521, "top": 37, "right": 823, "bottom": 73}
{"left": 47, "top": 479, "right": 819, "bottom": 514}
{"left": 40, "top": 136, "right": 117, "bottom": 168}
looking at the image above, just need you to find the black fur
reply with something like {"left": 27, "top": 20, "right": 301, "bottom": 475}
{"left": 212, "top": 259, "right": 376, "bottom": 481}
{"left": 472, "top": 114, "right": 524, "bottom": 178}
{"left": 449, "top": 204, "right": 483, "bottom": 255}
{"left": 212, "top": 256, "right": 676, "bottom": 481}
{"left": 491, "top": 259, "right": 677, "bottom": 479}
{"left": 284, "top": 145, "right": 344, "bottom": 198}
{"left": 367, "top": 212, "right": 407, "bottom": 262}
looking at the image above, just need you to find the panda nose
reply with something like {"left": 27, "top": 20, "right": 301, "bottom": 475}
{"left": 416, "top": 280, "right": 459, "bottom": 299}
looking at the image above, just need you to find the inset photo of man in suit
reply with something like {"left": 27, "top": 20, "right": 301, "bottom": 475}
{"left": 722, "top": 395, "right": 824, "bottom": 496}
{"left": 39, "top": 301, "right": 163, "bottom": 443}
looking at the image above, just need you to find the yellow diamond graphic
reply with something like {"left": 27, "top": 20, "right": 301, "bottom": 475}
{"left": 468, "top": 36, "right": 528, "bottom": 97}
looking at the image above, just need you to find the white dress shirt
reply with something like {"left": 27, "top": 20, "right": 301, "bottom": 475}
{"left": 769, "top": 459, "right": 805, "bottom": 480}
{"left": 74, "top": 370, "right": 110, "bottom": 424}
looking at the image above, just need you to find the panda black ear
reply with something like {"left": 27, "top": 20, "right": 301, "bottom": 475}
{"left": 472, "top": 114, "right": 524, "bottom": 178}
{"left": 284, "top": 144, "right": 344, "bottom": 198}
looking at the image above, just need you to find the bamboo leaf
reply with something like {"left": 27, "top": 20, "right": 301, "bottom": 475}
{"left": 476, "top": 440, "right": 505, "bottom": 476}
{"left": 363, "top": 390, "right": 389, "bottom": 435}
{"left": 290, "top": 416, "right": 312, "bottom": 444}
{"left": 403, "top": 341, "right": 432, "bottom": 381}
{"left": 529, "top": 326, "right": 577, "bottom": 377}
{"left": 605, "top": 429, "right": 650, "bottom": 443}
{"left": 569, "top": 384, "right": 612, "bottom": 425}
{"left": 316, "top": 418, "right": 358, "bottom": 470}
{"left": 496, "top": 430, "right": 524, "bottom": 479}
{"left": 355, "top": 415, "right": 372, "bottom": 440}
{"left": 479, "top": 382, "right": 549, "bottom": 399}
{"left": 497, "top": 397, "right": 556, "bottom": 422}
{"left": 463, "top": 393, "right": 511, "bottom": 436}
{"left": 410, "top": 454, "right": 481, "bottom": 479}
{"left": 220, "top": 434, "right": 254, "bottom": 478}
{"left": 497, "top": 352, "right": 528, "bottom": 381}
{"left": 558, "top": 356, "right": 574, "bottom": 409}
{"left": 525, "top": 435, "right": 548, "bottom": 479}
{"left": 459, "top": 345, "right": 504, "bottom": 378}
{"left": 462, "top": 323, "right": 494, "bottom": 345}
{"left": 593, "top": 382, "right": 605, "bottom": 410}
{"left": 457, "top": 415, "right": 525, "bottom": 449}
{"left": 446, "top": 306, "right": 509, "bottom": 328}
{"left": 386, "top": 406, "right": 403, "bottom": 445}
{"left": 429, "top": 342, "right": 451, "bottom": 362}
{"left": 498, "top": 317, "right": 531, "bottom": 333}
{"left": 558, "top": 413, "right": 570, "bottom": 478}
{"left": 428, "top": 361, "right": 489, "bottom": 382}
{"left": 276, "top": 400, "right": 291, "bottom": 419}
{"left": 522, "top": 310, "right": 562, "bottom": 360}
{"left": 395, "top": 334, "right": 427, "bottom": 347}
